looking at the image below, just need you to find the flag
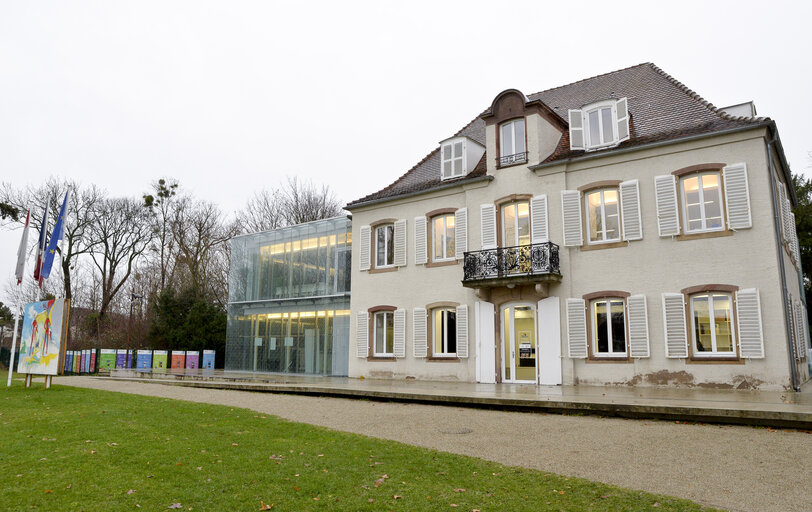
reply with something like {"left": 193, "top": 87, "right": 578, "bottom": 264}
{"left": 33, "top": 203, "right": 49, "bottom": 283}
{"left": 41, "top": 191, "right": 69, "bottom": 281}
{"left": 14, "top": 210, "right": 31, "bottom": 285}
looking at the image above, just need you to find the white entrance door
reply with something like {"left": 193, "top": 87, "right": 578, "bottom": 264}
{"left": 501, "top": 303, "right": 537, "bottom": 383}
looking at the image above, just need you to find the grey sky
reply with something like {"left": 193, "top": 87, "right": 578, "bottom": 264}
{"left": 1, "top": 1, "right": 810, "bottom": 304}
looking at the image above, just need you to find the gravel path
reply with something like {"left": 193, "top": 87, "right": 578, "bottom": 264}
{"left": 56, "top": 376, "right": 811, "bottom": 512}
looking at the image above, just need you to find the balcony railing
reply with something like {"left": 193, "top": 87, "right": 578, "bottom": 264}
{"left": 497, "top": 152, "right": 528, "bottom": 167}
{"left": 462, "top": 242, "right": 560, "bottom": 284}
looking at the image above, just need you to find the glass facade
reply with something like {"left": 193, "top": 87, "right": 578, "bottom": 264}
{"left": 225, "top": 217, "right": 352, "bottom": 375}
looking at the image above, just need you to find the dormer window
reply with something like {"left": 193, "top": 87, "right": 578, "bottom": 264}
{"left": 439, "top": 137, "right": 485, "bottom": 181}
{"left": 569, "top": 98, "right": 630, "bottom": 151}
{"left": 499, "top": 119, "right": 527, "bottom": 166}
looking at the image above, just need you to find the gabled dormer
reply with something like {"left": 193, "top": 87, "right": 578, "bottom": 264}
{"left": 439, "top": 136, "right": 485, "bottom": 181}
{"left": 568, "top": 98, "right": 630, "bottom": 151}
{"left": 481, "top": 89, "right": 566, "bottom": 173}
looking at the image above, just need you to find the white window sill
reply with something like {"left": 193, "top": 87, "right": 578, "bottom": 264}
{"left": 684, "top": 227, "right": 725, "bottom": 235}
{"left": 586, "top": 238, "right": 622, "bottom": 246}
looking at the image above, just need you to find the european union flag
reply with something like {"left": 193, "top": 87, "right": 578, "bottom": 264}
{"left": 40, "top": 192, "right": 69, "bottom": 280}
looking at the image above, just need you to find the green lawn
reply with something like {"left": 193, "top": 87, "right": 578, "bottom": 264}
{"left": 0, "top": 378, "right": 717, "bottom": 511}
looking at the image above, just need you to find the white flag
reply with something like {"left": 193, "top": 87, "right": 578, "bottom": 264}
{"left": 15, "top": 210, "right": 31, "bottom": 285}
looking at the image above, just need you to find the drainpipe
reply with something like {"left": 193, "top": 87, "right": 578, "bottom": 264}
{"left": 766, "top": 135, "right": 800, "bottom": 391}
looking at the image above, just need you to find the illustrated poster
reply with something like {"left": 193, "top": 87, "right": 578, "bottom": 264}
{"left": 136, "top": 350, "right": 152, "bottom": 369}
{"left": 185, "top": 351, "right": 199, "bottom": 369}
{"left": 17, "top": 299, "right": 70, "bottom": 376}
{"left": 202, "top": 350, "right": 215, "bottom": 370}
{"left": 152, "top": 350, "right": 168, "bottom": 369}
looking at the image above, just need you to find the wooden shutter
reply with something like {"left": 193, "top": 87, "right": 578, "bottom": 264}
{"left": 654, "top": 175, "right": 680, "bottom": 236}
{"left": 662, "top": 293, "right": 688, "bottom": 358}
{"left": 414, "top": 216, "right": 427, "bottom": 265}
{"left": 455, "top": 208, "right": 468, "bottom": 259}
{"left": 619, "top": 179, "right": 642, "bottom": 241}
{"left": 359, "top": 225, "right": 371, "bottom": 271}
{"left": 530, "top": 194, "right": 549, "bottom": 243}
{"left": 722, "top": 163, "right": 752, "bottom": 230}
{"left": 394, "top": 219, "right": 407, "bottom": 267}
{"left": 566, "top": 298, "right": 587, "bottom": 358}
{"left": 568, "top": 109, "right": 585, "bottom": 150}
{"left": 480, "top": 204, "right": 497, "bottom": 249}
{"left": 356, "top": 312, "right": 369, "bottom": 358}
{"left": 736, "top": 288, "right": 764, "bottom": 358}
{"left": 413, "top": 307, "right": 427, "bottom": 358}
{"left": 456, "top": 305, "right": 469, "bottom": 358}
{"left": 393, "top": 309, "right": 406, "bottom": 358}
{"left": 615, "top": 97, "right": 630, "bottom": 142}
{"left": 561, "top": 190, "right": 583, "bottom": 247}
{"left": 627, "top": 294, "right": 650, "bottom": 358}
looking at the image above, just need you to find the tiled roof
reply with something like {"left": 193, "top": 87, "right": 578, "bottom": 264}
{"left": 346, "top": 63, "right": 769, "bottom": 209}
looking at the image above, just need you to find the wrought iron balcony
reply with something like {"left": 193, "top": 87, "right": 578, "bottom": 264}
{"left": 497, "top": 151, "right": 528, "bottom": 167}
{"left": 462, "top": 242, "right": 560, "bottom": 288}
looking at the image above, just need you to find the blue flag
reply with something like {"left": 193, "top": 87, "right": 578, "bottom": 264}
{"left": 40, "top": 192, "right": 69, "bottom": 280}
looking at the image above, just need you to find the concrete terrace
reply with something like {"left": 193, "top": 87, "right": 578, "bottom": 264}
{"left": 104, "top": 368, "right": 812, "bottom": 429}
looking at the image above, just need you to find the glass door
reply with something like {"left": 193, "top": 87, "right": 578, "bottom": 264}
{"left": 501, "top": 202, "right": 531, "bottom": 275}
{"left": 501, "top": 303, "right": 537, "bottom": 383}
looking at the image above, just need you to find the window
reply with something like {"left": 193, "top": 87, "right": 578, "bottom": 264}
{"left": 373, "top": 311, "right": 394, "bottom": 356}
{"left": 690, "top": 292, "right": 735, "bottom": 357}
{"left": 432, "top": 214, "right": 456, "bottom": 261}
{"left": 681, "top": 172, "right": 724, "bottom": 233}
{"left": 591, "top": 298, "right": 627, "bottom": 357}
{"left": 585, "top": 188, "right": 620, "bottom": 243}
{"left": 375, "top": 224, "right": 395, "bottom": 267}
{"left": 441, "top": 140, "right": 464, "bottom": 179}
{"left": 432, "top": 308, "right": 457, "bottom": 356}
{"left": 499, "top": 119, "right": 526, "bottom": 166}
{"left": 585, "top": 103, "right": 616, "bottom": 148}
{"left": 500, "top": 201, "right": 530, "bottom": 247}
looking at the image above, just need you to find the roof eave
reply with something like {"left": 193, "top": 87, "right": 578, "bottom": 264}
{"left": 345, "top": 175, "right": 494, "bottom": 211}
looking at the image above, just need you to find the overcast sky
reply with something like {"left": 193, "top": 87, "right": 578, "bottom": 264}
{"left": 1, "top": 1, "right": 811, "bottom": 305}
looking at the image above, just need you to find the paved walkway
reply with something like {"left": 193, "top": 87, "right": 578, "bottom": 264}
{"left": 56, "top": 376, "right": 811, "bottom": 512}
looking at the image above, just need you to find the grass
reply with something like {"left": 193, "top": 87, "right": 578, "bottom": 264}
{"left": 0, "top": 378, "right": 718, "bottom": 511}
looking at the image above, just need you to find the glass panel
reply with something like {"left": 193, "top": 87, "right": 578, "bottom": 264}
{"left": 713, "top": 294, "right": 734, "bottom": 352}
{"left": 604, "top": 190, "right": 619, "bottom": 241}
{"left": 683, "top": 177, "right": 701, "bottom": 230}
{"left": 375, "top": 313, "right": 385, "bottom": 354}
{"left": 587, "top": 192, "right": 602, "bottom": 242}
{"left": 446, "top": 310, "right": 456, "bottom": 354}
{"left": 376, "top": 227, "right": 386, "bottom": 266}
{"left": 502, "top": 204, "right": 517, "bottom": 246}
{"left": 501, "top": 123, "right": 513, "bottom": 155}
{"left": 693, "top": 295, "right": 712, "bottom": 352}
{"left": 601, "top": 107, "right": 614, "bottom": 143}
{"left": 385, "top": 225, "right": 394, "bottom": 266}
{"left": 446, "top": 215, "right": 455, "bottom": 258}
{"left": 514, "top": 306, "right": 535, "bottom": 381}
{"left": 385, "top": 312, "right": 394, "bottom": 354}
{"left": 588, "top": 110, "right": 600, "bottom": 146}
{"left": 514, "top": 120, "right": 526, "bottom": 154}
{"left": 433, "top": 217, "right": 444, "bottom": 260}
{"left": 610, "top": 300, "right": 626, "bottom": 353}
{"left": 702, "top": 174, "right": 722, "bottom": 229}
{"left": 594, "top": 301, "right": 608, "bottom": 353}
{"left": 503, "top": 308, "right": 510, "bottom": 381}
{"left": 433, "top": 309, "right": 443, "bottom": 355}
{"left": 517, "top": 202, "right": 530, "bottom": 246}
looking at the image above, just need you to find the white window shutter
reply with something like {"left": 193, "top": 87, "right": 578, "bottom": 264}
{"left": 393, "top": 309, "right": 406, "bottom": 358}
{"left": 615, "top": 97, "right": 630, "bottom": 142}
{"left": 394, "top": 219, "right": 407, "bottom": 267}
{"left": 777, "top": 183, "right": 790, "bottom": 243}
{"left": 662, "top": 293, "right": 688, "bottom": 358}
{"left": 480, "top": 204, "right": 497, "bottom": 249}
{"left": 627, "top": 294, "right": 650, "bottom": 358}
{"left": 566, "top": 298, "right": 587, "bottom": 358}
{"left": 795, "top": 300, "right": 805, "bottom": 361}
{"left": 619, "top": 179, "right": 643, "bottom": 241}
{"left": 530, "top": 194, "right": 549, "bottom": 243}
{"left": 456, "top": 305, "right": 469, "bottom": 358}
{"left": 789, "top": 211, "right": 799, "bottom": 264}
{"left": 654, "top": 175, "right": 680, "bottom": 236}
{"left": 455, "top": 208, "right": 468, "bottom": 259}
{"left": 736, "top": 288, "right": 764, "bottom": 359}
{"left": 804, "top": 306, "right": 811, "bottom": 357}
{"left": 568, "top": 109, "right": 585, "bottom": 150}
{"left": 561, "top": 190, "right": 583, "bottom": 247}
{"left": 413, "top": 307, "right": 427, "bottom": 358}
{"left": 722, "top": 163, "right": 752, "bottom": 230}
{"left": 414, "top": 216, "right": 427, "bottom": 265}
{"left": 356, "top": 312, "right": 369, "bottom": 358}
{"left": 359, "top": 225, "right": 371, "bottom": 271}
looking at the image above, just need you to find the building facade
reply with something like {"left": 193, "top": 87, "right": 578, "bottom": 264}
{"left": 345, "top": 63, "right": 810, "bottom": 391}
{"left": 225, "top": 217, "right": 352, "bottom": 376}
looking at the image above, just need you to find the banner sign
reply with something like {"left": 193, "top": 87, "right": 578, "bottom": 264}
{"left": 90, "top": 349, "right": 96, "bottom": 373}
{"left": 185, "top": 351, "right": 199, "bottom": 369}
{"left": 115, "top": 349, "right": 127, "bottom": 369}
{"left": 17, "top": 299, "right": 70, "bottom": 376}
{"left": 202, "top": 350, "right": 215, "bottom": 370}
{"left": 98, "top": 349, "right": 116, "bottom": 371}
{"left": 171, "top": 351, "right": 185, "bottom": 369}
{"left": 152, "top": 350, "right": 168, "bottom": 369}
{"left": 136, "top": 350, "right": 153, "bottom": 369}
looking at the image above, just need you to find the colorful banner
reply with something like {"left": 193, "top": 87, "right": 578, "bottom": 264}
{"left": 17, "top": 299, "right": 70, "bottom": 376}
{"left": 64, "top": 351, "right": 72, "bottom": 373}
{"left": 72, "top": 351, "right": 79, "bottom": 373}
{"left": 185, "top": 351, "right": 199, "bottom": 369}
{"left": 79, "top": 351, "right": 85, "bottom": 373}
{"left": 136, "top": 350, "right": 152, "bottom": 369}
{"left": 98, "top": 349, "right": 116, "bottom": 371}
{"left": 202, "top": 350, "right": 215, "bottom": 370}
{"left": 152, "top": 350, "right": 168, "bottom": 369}
{"left": 171, "top": 351, "right": 185, "bottom": 369}
{"left": 89, "top": 349, "right": 96, "bottom": 373}
{"left": 115, "top": 349, "right": 127, "bottom": 369}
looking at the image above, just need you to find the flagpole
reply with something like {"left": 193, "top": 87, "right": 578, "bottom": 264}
{"left": 7, "top": 209, "right": 31, "bottom": 387}
{"left": 6, "top": 295, "right": 21, "bottom": 387}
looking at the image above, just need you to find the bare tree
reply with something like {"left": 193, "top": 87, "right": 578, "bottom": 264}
{"left": 88, "top": 197, "right": 153, "bottom": 321}
{"left": 279, "top": 176, "right": 344, "bottom": 225}
{"left": 143, "top": 178, "right": 180, "bottom": 294}
{"left": 236, "top": 189, "right": 284, "bottom": 234}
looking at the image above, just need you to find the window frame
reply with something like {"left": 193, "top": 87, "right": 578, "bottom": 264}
{"left": 431, "top": 307, "right": 458, "bottom": 358}
{"left": 583, "top": 187, "right": 622, "bottom": 244}
{"left": 441, "top": 139, "right": 466, "bottom": 181}
{"left": 679, "top": 171, "right": 725, "bottom": 234}
{"left": 590, "top": 297, "right": 628, "bottom": 358}
{"left": 430, "top": 213, "right": 456, "bottom": 262}
{"left": 500, "top": 200, "right": 531, "bottom": 248}
{"left": 374, "top": 223, "right": 395, "bottom": 268}
{"left": 498, "top": 118, "right": 527, "bottom": 166}
{"left": 372, "top": 310, "right": 395, "bottom": 357}
{"left": 583, "top": 100, "right": 618, "bottom": 150}
{"left": 688, "top": 291, "right": 737, "bottom": 358}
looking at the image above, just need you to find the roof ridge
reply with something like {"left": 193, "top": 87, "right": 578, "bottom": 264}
{"left": 348, "top": 146, "right": 441, "bottom": 206}
{"left": 527, "top": 62, "right": 652, "bottom": 97}
{"left": 452, "top": 114, "right": 486, "bottom": 138}
{"left": 647, "top": 63, "right": 771, "bottom": 123}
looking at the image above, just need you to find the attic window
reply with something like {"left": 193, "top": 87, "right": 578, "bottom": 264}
{"left": 441, "top": 140, "right": 465, "bottom": 179}
{"left": 569, "top": 98, "right": 630, "bottom": 151}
